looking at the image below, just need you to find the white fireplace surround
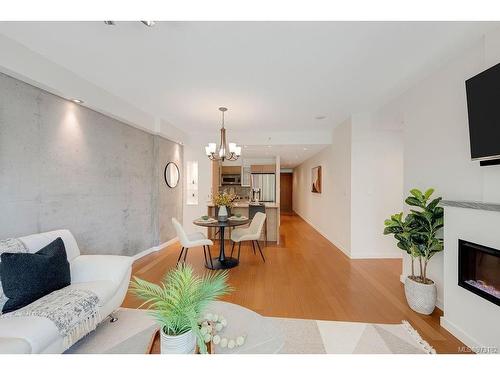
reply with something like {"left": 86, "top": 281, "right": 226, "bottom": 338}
{"left": 441, "top": 201, "right": 500, "bottom": 353}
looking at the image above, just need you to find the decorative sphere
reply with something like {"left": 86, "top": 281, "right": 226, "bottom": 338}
{"left": 212, "top": 335, "right": 221, "bottom": 345}
{"left": 221, "top": 319, "right": 227, "bottom": 327}
{"left": 204, "top": 334, "right": 212, "bottom": 343}
{"left": 206, "top": 325, "right": 213, "bottom": 333}
{"left": 215, "top": 323, "right": 223, "bottom": 332}
{"left": 200, "top": 326, "right": 208, "bottom": 335}
{"left": 220, "top": 338, "right": 228, "bottom": 348}
{"left": 228, "top": 339, "right": 236, "bottom": 349}
{"left": 236, "top": 336, "right": 245, "bottom": 346}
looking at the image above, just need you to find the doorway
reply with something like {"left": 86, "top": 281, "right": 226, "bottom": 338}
{"left": 280, "top": 172, "right": 293, "bottom": 214}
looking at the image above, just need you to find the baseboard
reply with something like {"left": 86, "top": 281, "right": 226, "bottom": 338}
{"left": 399, "top": 274, "right": 444, "bottom": 310}
{"left": 293, "top": 210, "right": 350, "bottom": 257}
{"left": 132, "top": 237, "right": 178, "bottom": 261}
{"left": 440, "top": 317, "right": 482, "bottom": 352}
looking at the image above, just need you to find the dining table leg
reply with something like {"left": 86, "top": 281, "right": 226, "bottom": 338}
{"left": 207, "top": 225, "right": 239, "bottom": 269}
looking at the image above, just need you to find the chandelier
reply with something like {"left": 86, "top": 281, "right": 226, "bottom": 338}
{"left": 205, "top": 107, "right": 241, "bottom": 162}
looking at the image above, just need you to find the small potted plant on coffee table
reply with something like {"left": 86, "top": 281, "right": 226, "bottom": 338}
{"left": 129, "top": 264, "right": 232, "bottom": 353}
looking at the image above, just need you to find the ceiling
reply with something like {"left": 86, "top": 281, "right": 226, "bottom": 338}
{"left": 0, "top": 21, "right": 498, "bottom": 137}
{"left": 242, "top": 144, "right": 329, "bottom": 168}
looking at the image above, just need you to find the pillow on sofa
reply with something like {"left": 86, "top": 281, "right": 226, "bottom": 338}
{"left": 0, "top": 238, "right": 28, "bottom": 315}
{"left": 0, "top": 237, "right": 71, "bottom": 314}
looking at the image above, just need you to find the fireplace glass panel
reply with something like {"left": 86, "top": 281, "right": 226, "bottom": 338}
{"left": 458, "top": 240, "right": 500, "bottom": 306}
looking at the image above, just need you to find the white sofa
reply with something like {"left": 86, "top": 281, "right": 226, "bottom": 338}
{"left": 0, "top": 230, "right": 133, "bottom": 354}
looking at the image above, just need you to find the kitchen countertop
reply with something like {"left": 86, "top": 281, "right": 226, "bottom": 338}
{"left": 207, "top": 202, "right": 279, "bottom": 208}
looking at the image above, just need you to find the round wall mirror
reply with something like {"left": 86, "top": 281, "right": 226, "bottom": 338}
{"left": 164, "top": 162, "right": 180, "bottom": 188}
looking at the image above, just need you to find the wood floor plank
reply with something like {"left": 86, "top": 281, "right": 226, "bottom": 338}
{"left": 122, "top": 213, "right": 467, "bottom": 353}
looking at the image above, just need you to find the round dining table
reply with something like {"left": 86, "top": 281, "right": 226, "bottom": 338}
{"left": 193, "top": 217, "right": 250, "bottom": 269}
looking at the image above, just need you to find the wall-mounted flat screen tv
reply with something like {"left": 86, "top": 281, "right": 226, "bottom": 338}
{"left": 465, "top": 62, "right": 500, "bottom": 162}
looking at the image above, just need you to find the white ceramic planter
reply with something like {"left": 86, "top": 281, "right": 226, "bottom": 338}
{"left": 218, "top": 205, "right": 228, "bottom": 222}
{"left": 160, "top": 328, "right": 196, "bottom": 354}
{"left": 404, "top": 277, "right": 437, "bottom": 315}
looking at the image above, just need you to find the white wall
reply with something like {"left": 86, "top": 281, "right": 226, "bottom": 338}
{"left": 293, "top": 119, "right": 352, "bottom": 256}
{"left": 441, "top": 206, "right": 500, "bottom": 351}
{"left": 182, "top": 136, "right": 213, "bottom": 236}
{"left": 350, "top": 114, "right": 404, "bottom": 258}
{"left": 373, "top": 29, "right": 500, "bottom": 307}
{"left": 293, "top": 114, "right": 404, "bottom": 259}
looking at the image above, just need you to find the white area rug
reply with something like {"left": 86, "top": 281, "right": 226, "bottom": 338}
{"left": 66, "top": 308, "right": 435, "bottom": 354}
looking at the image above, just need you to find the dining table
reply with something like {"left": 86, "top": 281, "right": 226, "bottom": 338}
{"left": 193, "top": 217, "right": 250, "bottom": 269}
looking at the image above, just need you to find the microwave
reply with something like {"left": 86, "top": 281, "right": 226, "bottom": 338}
{"left": 221, "top": 174, "right": 241, "bottom": 185}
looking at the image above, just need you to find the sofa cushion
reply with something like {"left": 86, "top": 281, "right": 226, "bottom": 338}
{"left": 0, "top": 337, "right": 32, "bottom": 354}
{"left": 0, "top": 238, "right": 71, "bottom": 313}
{"left": 0, "top": 280, "right": 117, "bottom": 353}
{"left": 19, "top": 230, "right": 81, "bottom": 263}
{"left": 65, "top": 281, "right": 117, "bottom": 307}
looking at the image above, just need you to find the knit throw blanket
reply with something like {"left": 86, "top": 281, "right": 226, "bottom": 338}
{"left": 3, "top": 289, "right": 101, "bottom": 350}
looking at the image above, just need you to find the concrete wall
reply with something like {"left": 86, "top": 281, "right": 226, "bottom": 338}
{"left": 0, "top": 72, "right": 182, "bottom": 256}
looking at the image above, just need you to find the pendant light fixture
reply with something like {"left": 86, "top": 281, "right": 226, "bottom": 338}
{"left": 205, "top": 107, "right": 241, "bottom": 162}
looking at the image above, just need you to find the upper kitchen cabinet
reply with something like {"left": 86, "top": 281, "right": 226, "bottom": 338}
{"left": 221, "top": 166, "right": 241, "bottom": 175}
{"left": 251, "top": 164, "right": 276, "bottom": 173}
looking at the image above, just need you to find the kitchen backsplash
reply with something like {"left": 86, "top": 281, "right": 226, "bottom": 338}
{"left": 219, "top": 186, "right": 252, "bottom": 200}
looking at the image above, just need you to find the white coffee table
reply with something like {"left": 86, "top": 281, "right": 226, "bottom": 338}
{"left": 205, "top": 301, "right": 285, "bottom": 354}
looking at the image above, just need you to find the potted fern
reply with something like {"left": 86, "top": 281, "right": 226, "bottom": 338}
{"left": 129, "top": 264, "right": 232, "bottom": 353}
{"left": 383, "top": 188, "right": 444, "bottom": 315}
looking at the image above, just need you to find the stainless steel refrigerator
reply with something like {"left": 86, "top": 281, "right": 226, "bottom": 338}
{"left": 251, "top": 173, "right": 276, "bottom": 202}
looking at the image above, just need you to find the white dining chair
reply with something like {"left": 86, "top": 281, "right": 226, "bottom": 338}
{"left": 172, "top": 218, "right": 214, "bottom": 268}
{"left": 230, "top": 212, "right": 267, "bottom": 262}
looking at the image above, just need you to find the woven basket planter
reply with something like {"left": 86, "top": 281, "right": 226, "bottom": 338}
{"left": 404, "top": 277, "right": 437, "bottom": 315}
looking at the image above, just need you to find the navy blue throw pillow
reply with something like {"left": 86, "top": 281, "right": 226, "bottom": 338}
{"left": 0, "top": 237, "right": 71, "bottom": 313}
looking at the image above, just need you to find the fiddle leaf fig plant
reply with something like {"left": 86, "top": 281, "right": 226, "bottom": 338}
{"left": 384, "top": 188, "right": 444, "bottom": 284}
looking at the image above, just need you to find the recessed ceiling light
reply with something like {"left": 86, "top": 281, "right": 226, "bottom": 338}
{"left": 303, "top": 148, "right": 308, "bottom": 151}
{"left": 141, "top": 21, "right": 156, "bottom": 27}
{"left": 104, "top": 21, "right": 115, "bottom": 26}
{"left": 315, "top": 115, "right": 326, "bottom": 120}
{"left": 71, "top": 99, "right": 84, "bottom": 104}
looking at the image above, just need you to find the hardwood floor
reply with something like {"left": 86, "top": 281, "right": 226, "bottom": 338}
{"left": 123, "top": 213, "right": 466, "bottom": 353}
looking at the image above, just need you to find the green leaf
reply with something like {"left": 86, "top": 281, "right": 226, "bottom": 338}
{"left": 424, "top": 188, "right": 435, "bottom": 200}
{"left": 410, "top": 189, "right": 423, "bottom": 199}
{"left": 405, "top": 196, "right": 423, "bottom": 208}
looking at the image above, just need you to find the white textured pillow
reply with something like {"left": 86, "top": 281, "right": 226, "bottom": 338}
{"left": 0, "top": 238, "right": 28, "bottom": 314}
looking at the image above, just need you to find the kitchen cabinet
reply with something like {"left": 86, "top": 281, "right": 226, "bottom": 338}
{"left": 221, "top": 166, "right": 241, "bottom": 175}
{"left": 211, "top": 161, "right": 221, "bottom": 192}
{"left": 241, "top": 166, "right": 251, "bottom": 186}
{"left": 250, "top": 164, "right": 276, "bottom": 173}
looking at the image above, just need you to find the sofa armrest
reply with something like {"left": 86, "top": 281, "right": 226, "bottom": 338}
{"left": 71, "top": 255, "right": 133, "bottom": 286}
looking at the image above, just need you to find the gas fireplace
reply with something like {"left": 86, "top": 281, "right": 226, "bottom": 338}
{"left": 458, "top": 239, "right": 500, "bottom": 306}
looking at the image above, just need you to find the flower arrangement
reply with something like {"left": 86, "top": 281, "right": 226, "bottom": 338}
{"left": 212, "top": 191, "right": 236, "bottom": 208}
{"left": 129, "top": 264, "right": 233, "bottom": 353}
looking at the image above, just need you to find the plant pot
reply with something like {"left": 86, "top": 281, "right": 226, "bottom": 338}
{"left": 404, "top": 276, "right": 437, "bottom": 315}
{"left": 218, "top": 205, "right": 228, "bottom": 222}
{"left": 160, "top": 328, "right": 196, "bottom": 354}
